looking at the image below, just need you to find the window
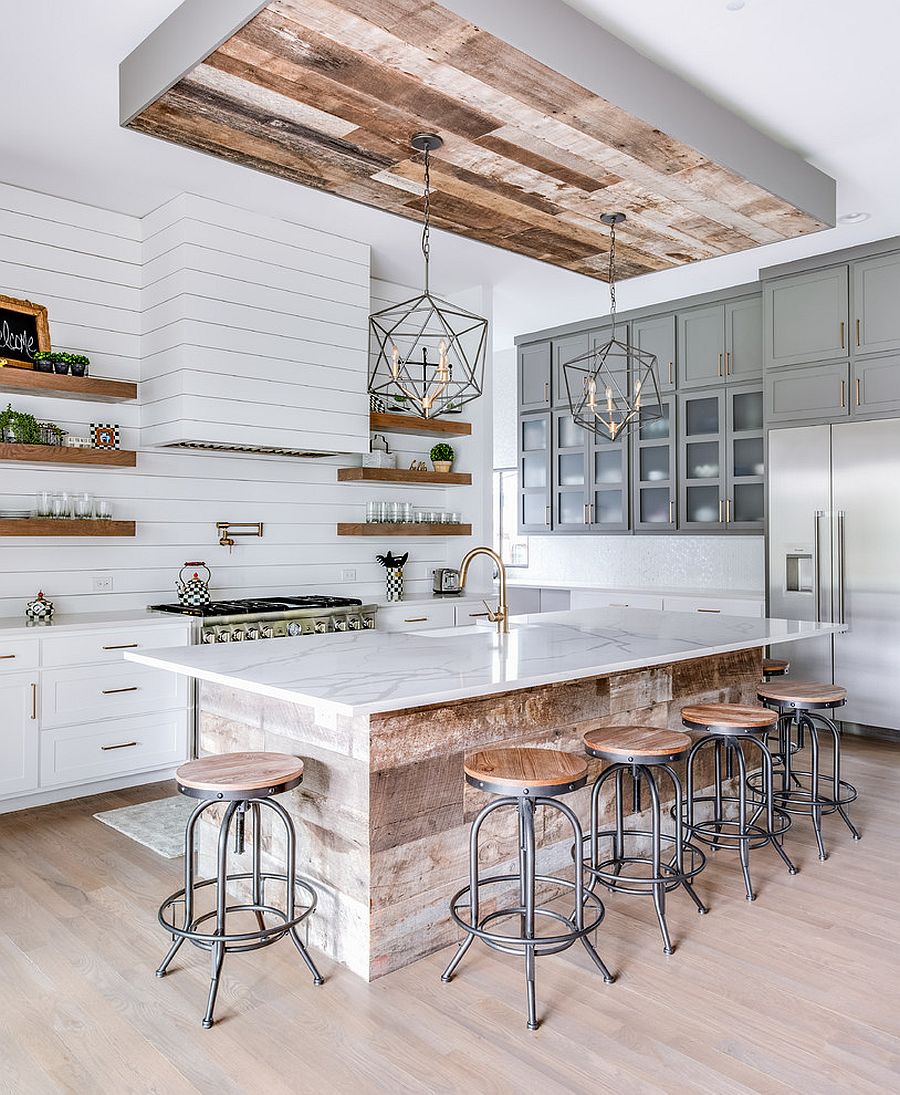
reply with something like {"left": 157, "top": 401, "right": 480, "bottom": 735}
{"left": 493, "top": 468, "right": 529, "bottom": 567}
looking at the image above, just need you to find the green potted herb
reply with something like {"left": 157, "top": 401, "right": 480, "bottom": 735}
{"left": 53, "top": 352, "right": 71, "bottom": 375}
{"left": 32, "top": 351, "right": 55, "bottom": 374}
{"left": 0, "top": 404, "right": 42, "bottom": 444}
{"left": 69, "top": 353, "right": 90, "bottom": 377}
{"left": 430, "top": 441, "right": 455, "bottom": 473}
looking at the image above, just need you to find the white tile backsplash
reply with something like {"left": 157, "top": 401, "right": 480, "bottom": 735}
{"left": 520, "top": 534, "right": 765, "bottom": 592}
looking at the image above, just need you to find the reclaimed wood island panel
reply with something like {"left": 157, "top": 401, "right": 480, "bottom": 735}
{"left": 127, "top": 607, "right": 841, "bottom": 981}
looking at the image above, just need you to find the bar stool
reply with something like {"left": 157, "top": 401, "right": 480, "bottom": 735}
{"left": 761, "top": 659, "right": 800, "bottom": 778}
{"left": 679, "top": 704, "right": 797, "bottom": 901}
{"left": 581, "top": 726, "right": 708, "bottom": 956}
{"left": 441, "top": 747, "right": 614, "bottom": 1031}
{"left": 754, "top": 681, "right": 861, "bottom": 860}
{"left": 762, "top": 658, "right": 790, "bottom": 681}
{"left": 155, "top": 752, "right": 323, "bottom": 1028}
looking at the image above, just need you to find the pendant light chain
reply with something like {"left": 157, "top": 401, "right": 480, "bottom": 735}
{"left": 421, "top": 145, "right": 432, "bottom": 293}
{"left": 608, "top": 217, "right": 617, "bottom": 340}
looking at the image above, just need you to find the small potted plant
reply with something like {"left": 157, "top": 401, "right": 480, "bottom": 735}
{"left": 32, "top": 351, "right": 55, "bottom": 374}
{"left": 69, "top": 353, "right": 90, "bottom": 377}
{"left": 430, "top": 442, "right": 455, "bottom": 474}
{"left": 0, "top": 404, "right": 42, "bottom": 444}
{"left": 53, "top": 352, "right": 71, "bottom": 375}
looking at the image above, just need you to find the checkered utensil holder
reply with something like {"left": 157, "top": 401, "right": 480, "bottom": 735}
{"left": 385, "top": 567, "right": 404, "bottom": 602}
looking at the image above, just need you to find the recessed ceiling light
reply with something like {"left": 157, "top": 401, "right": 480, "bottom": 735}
{"left": 839, "top": 212, "right": 871, "bottom": 225}
{"left": 725, "top": 1, "right": 746, "bottom": 10}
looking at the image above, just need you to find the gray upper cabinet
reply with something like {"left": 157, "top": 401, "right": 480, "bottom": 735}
{"left": 518, "top": 412, "right": 552, "bottom": 533}
{"left": 765, "top": 361, "right": 850, "bottom": 425}
{"left": 632, "top": 395, "right": 676, "bottom": 531}
{"left": 764, "top": 266, "right": 849, "bottom": 369}
{"left": 725, "top": 297, "right": 763, "bottom": 382}
{"left": 853, "top": 253, "right": 900, "bottom": 357}
{"left": 678, "top": 305, "right": 725, "bottom": 389}
{"left": 678, "top": 389, "right": 726, "bottom": 530}
{"left": 725, "top": 385, "right": 765, "bottom": 530}
{"left": 633, "top": 314, "right": 676, "bottom": 392}
{"left": 518, "top": 341, "right": 551, "bottom": 412}
{"left": 552, "top": 410, "right": 590, "bottom": 532}
{"left": 588, "top": 430, "right": 630, "bottom": 532}
{"left": 551, "top": 331, "right": 590, "bottom": 409}
{"left": 853, "top": 352, "right": 900, "bottom": 417}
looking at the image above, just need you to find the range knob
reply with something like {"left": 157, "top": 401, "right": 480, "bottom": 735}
{"left": 333, "top": 617, "right": 348, "bottom": 632}
{"left": 314, "top": 619, "right": 329, "bottom": 634}
{"left": 216, "top": 629, "right": 231, "bottom": 643}
{"left": 287, "top": 621, "right": 302, "bottom": 637}
{"left": 348, "top": 615, "right": 362, "bottom": 631}
{"left": 231, "top": 628, "right": 244, "bottom": 642}
{"left": 201, "top": 630, "right": 217, "bottom": 644}
{"left": 260, "top": 625, "right": 274, "bottom": 639}
{"left": 245, "top": 626, "right": 260, "bottom": 641}
{"left": 362, "top": 615, "right": 376, "bottom": 630}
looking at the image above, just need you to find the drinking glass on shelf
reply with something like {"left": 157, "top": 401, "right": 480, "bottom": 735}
{"left": 73, "top": 492, "right": 93, "bottom": 519}
{"left": 387, "top": 501, "right": 402, "bottom": 524}
{"left": 35, "top": 490, "right": 52, "bottom": 517}
{"left": 94, "top": 498, "right": 112, "bottom": 520}
{"left": 414, "top": 508, "right": 428, "bottom": 523}
{"left": 51, "top": 492, "right": 70, "bottom": 519}
{"left": 401, "top": 502, "right": 413, "bottom": 523}
{"left": 366, "top": 501, "right": 378, "bottom": 524}
{"left": 450, "top": 511, "right": 461, "bottom": 524}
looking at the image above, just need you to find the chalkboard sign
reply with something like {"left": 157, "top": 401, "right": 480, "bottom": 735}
{"left": 0, "top": 295, "right": 51, "bottom": 369}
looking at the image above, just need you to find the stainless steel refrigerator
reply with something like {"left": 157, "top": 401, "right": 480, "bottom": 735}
{"left": 767, "top": 418, "right": 900, "bottom": 736}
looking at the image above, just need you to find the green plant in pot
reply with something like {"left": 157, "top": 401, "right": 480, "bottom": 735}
{"left": 69, "top": 353, "right": 90, "bottom": 377}
{"left": 430, "top": 441, "right": 455, "bottom": 474}
{"left": 53, "top": 352, "right": 72, "bottom": 375}
{"left": 32, "top": 351, "right": 55, "bottom": 374}
{"left": 0, "top": 404, "right": 42, "bottom": 445}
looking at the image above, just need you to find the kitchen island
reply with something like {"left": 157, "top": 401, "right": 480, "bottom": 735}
{"left": 127, "top": 607, "right": 840, "bottom": 981}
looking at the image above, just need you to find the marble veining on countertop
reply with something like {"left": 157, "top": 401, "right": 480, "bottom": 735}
{"left": 126, "top": 606, "right": 841, "bottom": 719}
{"left": 0, "top": 608, "right": 190, "bottom": 639}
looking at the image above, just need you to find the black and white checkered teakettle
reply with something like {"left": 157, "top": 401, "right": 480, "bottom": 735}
{"left": 176, "top": 562, "right": 211, "bottom": 607}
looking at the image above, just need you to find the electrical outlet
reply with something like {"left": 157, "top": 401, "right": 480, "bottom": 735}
{"left": 92, "top": 575, "right": 114, "bottom": 592}
{"left": 340, "top": 568, "right": 357, "bottom": 582}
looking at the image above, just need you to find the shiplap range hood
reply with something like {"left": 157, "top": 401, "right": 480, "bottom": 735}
{"left": 139, "top": 195, "right": 371, "bottom": 457}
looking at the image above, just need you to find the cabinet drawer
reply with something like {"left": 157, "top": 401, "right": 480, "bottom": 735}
{"left": 570, "top": 590, "right": 665, "bottom": 612}
{"left": 765, "top": 361, "right": 850, "bottom": 425}
{"left": 377, "top": 603, "right": 457, "bottom": 632}
{"left": 41, "top": 623, "right": 190, "bottom": 668}
{"left": 40, "top": 710, "right": 189, "bottom": 787}
{"left": 455, "top": 603, "right": 494, "bottom": 626}
{"left": 663, "top": 596, "right": 763, "bottom": 617}
{"left": 41, "top": 661, "right": 188, "bottom": 729}
{"left": 0, "top": 638, "right": 39, "bottom": 673}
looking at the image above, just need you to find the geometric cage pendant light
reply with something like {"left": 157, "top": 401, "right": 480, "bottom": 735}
{"left": 368, "top": 133, "right": 488, "bottom": 419}
{"left": 563, "top": 213, "right": 661, "bottom": 442}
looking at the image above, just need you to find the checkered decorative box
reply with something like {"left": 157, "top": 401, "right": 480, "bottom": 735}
{"left": 90, "top": 424, "right": 120, "bottom": 449}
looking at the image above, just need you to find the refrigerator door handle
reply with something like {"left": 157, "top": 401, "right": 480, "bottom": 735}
{"left": 836, "top": 510, "right": 847, "bottom": 625}
{"left": 814, "top": 510, "right": 824, "bottom": 623}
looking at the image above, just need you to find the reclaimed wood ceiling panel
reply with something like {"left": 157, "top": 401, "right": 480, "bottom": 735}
{"left": 127, "top": 0, "right": 828, "bottom": 280}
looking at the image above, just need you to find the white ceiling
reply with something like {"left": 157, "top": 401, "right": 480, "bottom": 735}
{"left": 2, "top": 0, "right": 899, "bottom": 349}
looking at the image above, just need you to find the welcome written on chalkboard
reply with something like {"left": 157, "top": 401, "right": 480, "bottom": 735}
{"left": 0, "top": 296, "right": 50, "bottom": 368}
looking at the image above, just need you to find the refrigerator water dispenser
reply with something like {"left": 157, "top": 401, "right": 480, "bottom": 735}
{"left": 785, "top": 552, "right": 813, "bottom": 594}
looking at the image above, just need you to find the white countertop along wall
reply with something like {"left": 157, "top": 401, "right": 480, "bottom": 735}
{"left": 126, "top": 606, "right": 841, "bottom": 719}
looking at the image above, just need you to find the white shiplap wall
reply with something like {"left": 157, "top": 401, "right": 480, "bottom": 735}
{"left": 0, "top": 185, "right": 488, "bottom": 616}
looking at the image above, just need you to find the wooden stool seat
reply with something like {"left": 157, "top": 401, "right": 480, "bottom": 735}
{"left": 176, "top": 751, "right": 304, "bottom": 800}
{"left": 464, "top": 747, "right": 588, "bottom": 796}
{"left": 757, "top": 680, "right": 847, "bottom": 710}
{"left": 681, "top": 703, "right": 777, "bottom": 735}
{"left": 583, "top": 725, "right": 692, "bottom": 764}
{"left": 762, "top": 658, "right": 790, "bottom": 677}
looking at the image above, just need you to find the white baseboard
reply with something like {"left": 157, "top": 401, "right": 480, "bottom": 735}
{"left": 0, "top": 768, "right": 178, "bottom": 815}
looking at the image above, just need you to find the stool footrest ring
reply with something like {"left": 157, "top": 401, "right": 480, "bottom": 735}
{"left": 581, "top": 829, "right": 707, "bottom": 894}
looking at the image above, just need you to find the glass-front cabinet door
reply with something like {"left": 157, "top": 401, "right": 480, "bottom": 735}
{"left": 726, "top": 385, "right": 765, "bottom": 530}
{"left": 588, "top": 429, "right": 630, "bottom": 532}
{"left": 553, "top": 410, "right": 590, "bottom": 530}
{"left": 632, "top": 395, "right": 676, "bottom": 531}
{"left": 679, "top": 390, "right": 726, "bottom": 530}
{"left": 518, "top": 412, "right": 551, "bottom": 533}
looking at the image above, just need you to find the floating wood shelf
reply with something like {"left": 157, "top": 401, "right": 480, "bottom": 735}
{"left": 0, "top": 443, "right": 137, "bottom": 468}
{"left": 369, "top": 412, "right": 471, "bottom": 437}
{"left": 0, "top": 519, "right": 136, "bottom": 537}
{"left": 337, "top": 466, "right": 472, "bottom": 486}
{"left": 337, "top": 522, "right": 472, "bottom": 537}
{"left": 0, "top": 368, "right": 137, "bottom": 403}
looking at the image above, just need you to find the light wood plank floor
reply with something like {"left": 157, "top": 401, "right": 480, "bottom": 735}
{"left": 0, "top": 736, "right": 898, "bottom": 1095}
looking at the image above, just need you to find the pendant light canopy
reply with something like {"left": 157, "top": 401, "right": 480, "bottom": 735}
{"left": 563, "top": 213, "right": 661, "bottom": 442}
{"left": 368, "top": 134, "right": 488, "bottom": 419}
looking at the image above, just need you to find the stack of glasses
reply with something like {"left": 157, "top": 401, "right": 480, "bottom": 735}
{"left": 365, "top": 501, "right": 461, "bottom": 524}
{"left": 35, "top": 490, "right": 112, "bottom": 519}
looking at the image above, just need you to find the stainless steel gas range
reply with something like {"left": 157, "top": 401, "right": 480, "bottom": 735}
{"left": 149, "top": 595, "right": 378, "bottom": 644}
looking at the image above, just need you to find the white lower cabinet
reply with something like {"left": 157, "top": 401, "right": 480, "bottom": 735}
{"left": 41, "top": 661, "right": 187, "bottom": 729}
{"left": 40, "top": 710, "right": 189, "bottom": 787}
{"left": 377, "top": 603, "right": 457, "bottom": 632}
{"left": 570, "top": 589, "right": 665, "bottom": 612}
{"left": 662, "top": 595, "right": 764, "bottom": 617}
{"left": 0, "top": 673, "right": 39, "bottom": 797}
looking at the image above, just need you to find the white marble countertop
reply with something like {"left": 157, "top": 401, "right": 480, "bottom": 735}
{"left": 126, "top": 606, "right": 842, "bottom": 719}
{"left": 0, "top": 608, "right": 190, "bottom": 639}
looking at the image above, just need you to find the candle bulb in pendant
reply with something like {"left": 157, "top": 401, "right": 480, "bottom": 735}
{"left": 587, "top": 376, "right": 597, "bottom": 411}
{"left": 391, "top": 344, "right": 400, "bottom": 379}
{"left": 606, "top": 386, "right": 614, "bottom": 414}
{"left": 634, "top": 378, "right": 642, "bottom": 410}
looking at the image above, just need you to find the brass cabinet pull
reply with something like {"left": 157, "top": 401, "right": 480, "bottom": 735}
{"left": 669, "top": 499, "right": 675, "bottom": 524}
{"left": 403, "top": 617, "right": 428, "bottom": 623}
{"left": 101, "top": 741, "right": 138, "bottom": 751}
{"left": 609, "top": 603, "right": 630, "bottom": 607}
{"left": 545, "top": 505, "right": 551, "bottom": 527}
{"left": 718, "top": 498, "right": 724, "bottom": 523}
{"left": 0, "top": 653, "right": 16, "bottom": 660}
{"left": 856, "top": 377, "right": 861, "bottom": 406}
{"left": 725, "top": 350, "right": 731, "bottom": 376}
{"left": 840, "top": 379, "right": 846, "bottom": 408}
{"left": 667, "top": 361, "right": 673, "bottom": 386}
{"left": 102, "top": 643, "right": 139, "bottom": 651}
{"left": 717, "top": 352, "right": 723, "bottom": 377}
{"left": 468, "top": 612, "right": 491, "bottom": 618}
{"left": 840, "top": 320, "right": 845, "bottom": 349}
{"left": 101, "top": 686, "right": 139, "bottom": 695}
{"left": 583, "top": 502, "right": 589, "bottom": 525}
{"left": 697, "top": 608, "right": 721, "bottom": 613}
{"left": 31, "top": 682, "right": 37, "bottom": 720}
{"left": 856, "top": 318, "right": 861, "bottom": 347}
{"left": 725, "top": 498, "right": 732, "bottom": 524}
{"left": 544, "top": 381, "right": 550, "bottom": 402}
